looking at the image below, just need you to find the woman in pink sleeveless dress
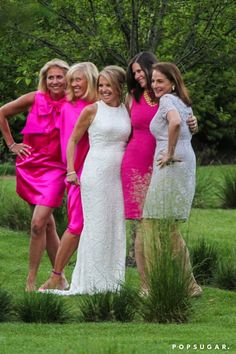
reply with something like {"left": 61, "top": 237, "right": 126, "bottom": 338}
{"left": 40, "top": 62, "right": 99, "bottom": 290}
{"left": 121, "top": 52, "right": 198, "bottom": 290}
{"left": 0, "top": 59, "right": 69, "bottom": 291}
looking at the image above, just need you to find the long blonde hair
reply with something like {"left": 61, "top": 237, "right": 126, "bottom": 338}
{"left": 38, "top": 58, "right": 69, "bottom": 92}
{"left": 66, "top": 62, "right": 99, "bottom": 102}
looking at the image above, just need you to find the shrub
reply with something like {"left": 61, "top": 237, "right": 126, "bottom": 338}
{"left": 0, "top": 162, "right": 15, "bottom": 176}
{"left": 140, "top": 220, "right": 192, "bottom": 323}
{"left": 217, "top": 168, "right": 236, "bottom": 208}
{"left": 17, "top": 292, "right": 73, "bottom": 323}
{"left": 78, "top": 291, "right": 114, "bottom": 322}
{"left": 113, "top": 284, "right": 139, "bottom": 322}
{"left": 0, "top": 288, "right": 13, "bottom": 322}
{"left": 214, "top": 259, "right": 236, "bottom": 291}
{"left": 192, "top": 168, "right": 217, "bottom": 208}
{"left": 191, "top": 238, "right": 218, "bottom": 285}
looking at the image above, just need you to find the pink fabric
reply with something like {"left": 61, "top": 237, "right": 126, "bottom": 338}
{"left": 16, "top": 91, "right": 66, "bottom": 208}
{"left": 58, "top": 100, "right": 90, "bottom": 236}
{"left": 121, "top": 94, "right": 158, "bottom": 219}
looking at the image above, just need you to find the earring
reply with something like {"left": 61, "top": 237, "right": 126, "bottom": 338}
{"left": 172, "top": 85, "right": 175, "bottom": 91}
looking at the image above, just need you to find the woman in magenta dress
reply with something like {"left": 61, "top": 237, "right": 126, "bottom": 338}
{"left": 0, "top": 58, "right": 69, "bottom": 291}
{"left": 40, "top": 62, "right": 99, "bottom": 290}
{"left": 121, "top": 52, "right": 198, "bottom": 290}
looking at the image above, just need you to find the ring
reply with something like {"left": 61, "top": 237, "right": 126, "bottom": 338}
{"left": 20, "top": 149, "right": 23, "bottom": 153}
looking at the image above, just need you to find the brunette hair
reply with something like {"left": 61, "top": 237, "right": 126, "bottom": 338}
{"left": 38, "top": 58, "right": 69, "bottom": 92}
{"left": 66, "top": 62, "right": 99, "bottom": 102}
{"left": 126, "top": 51, "right": 158, "bottom": 102}
{"left": 152, "top": 62, "right": 192, "bottom": 106}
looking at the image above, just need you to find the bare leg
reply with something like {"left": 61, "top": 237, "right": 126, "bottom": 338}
{"left": 135, "top": 220, "right": 148, "bottom": 290}
{"left": 26, "top": 205, "right": 53, "bottom": 291}
{"left": 40, "top": 230, "right": 80, "bottom": 290}
{"left": 45, "top": 214, "right": 60, "bottom": 266}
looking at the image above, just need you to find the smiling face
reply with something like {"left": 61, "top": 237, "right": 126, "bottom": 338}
{"left": 71, "top": 70, "right": 88, "bottom": 99}
{"left": 151, "top": 70, "right": 173, "bottom": 98}
{"left": 46, "top": 66, "right": 66, "bottom": 100}
{"left": 98, "top": 75, "right": 120, "bottom": 107}
{"left": 132, "top": 62, "right": 147, "bottom": 89}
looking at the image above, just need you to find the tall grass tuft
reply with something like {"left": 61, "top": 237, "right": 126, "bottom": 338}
{"left": 191, "top": 238, "right": 218, "bottom": 285}
{"left": 192, "top": 168, "right": 217, "bottom": 208}
{"left": 214, "top": 259, "right": 236, "bottom": 291}
{"left": 17, "top": 292, "right": 73, "bottom": 323}
{"left": 140, "top": 220, "right": 192, "bottom": 323}
{"left": 217, "top": 168, "right": 236, "bottom": 208}
{"left": 113, "top": 284, "right": 139, "bottom": 322}
{"left": 0, "top": 288, "right": 13, "bottom": 322}
{"left": 78, "top": 291, "right": 114, "bottom": 322}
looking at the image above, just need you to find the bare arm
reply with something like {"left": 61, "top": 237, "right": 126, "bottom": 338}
{"left": 125, "top": 93, "right": 132, "bottom": 116}
{"left": 157, "top": 110, "right": 181, "bottom": 168}
{"left": 66, "top": 103, "right": 97, "bottom": 185}
{"left": 187, "top": 114, "right": 198, "bottom": 134}
{"left": 0, "top": 92, "right": 36, "bottom": 157}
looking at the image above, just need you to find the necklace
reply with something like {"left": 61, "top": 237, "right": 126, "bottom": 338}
{"left": 143, "top": 90, "right": 158, "bottom": 107}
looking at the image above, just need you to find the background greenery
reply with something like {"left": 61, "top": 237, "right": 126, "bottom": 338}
{"left": 0, "top": 0, "right": 236, "bottom": 163}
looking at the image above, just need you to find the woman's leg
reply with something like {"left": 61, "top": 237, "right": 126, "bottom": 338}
{"left": 40, "top": 230, "right": 79, "bottom": 290}
{"left": 26, "top": 205, "right": 53, "bottom": 291}
{"left": 45, "top": 214, "right": 60, "bottom": 266}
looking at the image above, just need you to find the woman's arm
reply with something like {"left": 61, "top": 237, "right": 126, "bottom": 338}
{"left": 66, "top": 103, "right": 97, "bottom": 185}
{"left": 125, "top": 93, "right": 132, "bottom": 116}
{"left": 187, "top": 114, "right": 198, "bottom": 134}
{"left": 157, "top": 110, "right": 181, "bottom": 168}
{"left": 0, "top": 92, "right": 35, "bottom": 156}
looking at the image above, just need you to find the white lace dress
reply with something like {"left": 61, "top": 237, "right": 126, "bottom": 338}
{"left": 57, "top": 100, "right": 131, "bottom": 295}
{"left": 143, "top": 94, "right": 196, "bottom": 220}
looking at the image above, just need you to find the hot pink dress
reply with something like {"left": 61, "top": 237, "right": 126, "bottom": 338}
{"left": 16, "top": 91, "right": 66, "bottom": 208}
{"left": 58, "top": 99, "right": 90, "bottom": 236}
{"left": 121, "top": 94, "right": 158, "bottom": 219}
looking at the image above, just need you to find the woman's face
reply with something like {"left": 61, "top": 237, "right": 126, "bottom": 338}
{"left": 151, "top": 70, "right": 173, "bottom": 98}
{"left": 71, "top": 71, "right": 88, "bottom": 99}
{"left": 46, "top": 66, "right": 66, "bottom": 99}
{"left": 98, "top": 75, "right": 120, "bottom": 107}
{"left": 132, "top": 62, "right": 147, "bottom": 89}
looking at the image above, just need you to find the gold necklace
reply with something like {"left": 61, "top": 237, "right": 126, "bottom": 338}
{"left": 143, "top": 90, "right": 158, "bottom": 107}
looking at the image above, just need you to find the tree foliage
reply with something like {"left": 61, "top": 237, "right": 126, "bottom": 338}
{"left": 0, "top": 0, "right": 235, "bottom": 163}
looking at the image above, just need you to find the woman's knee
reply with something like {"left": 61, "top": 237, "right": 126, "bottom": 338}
{"left": 31, "top": 216, "right": 47, "bottom": 236}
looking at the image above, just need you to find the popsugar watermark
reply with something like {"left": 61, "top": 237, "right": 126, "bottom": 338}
{"left": 171, "top": 344, "right": 230, "bottom": 350}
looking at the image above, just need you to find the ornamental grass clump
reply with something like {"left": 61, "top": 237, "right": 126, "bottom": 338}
{"left": 140, "top": 220, "right": 192, "bottom": 323}
{"left": 0, "top": 288, "right": 13, "bottom": 322}
{"left": 78, "top": 291, "right": 114, "bottom": 322}
{"left": 214, "top": 259, "right": 236, "bottom": 291}
{"left": 217, "top": 168, "right": 236, "bottom": 208}
{"left": 193, "top": 168, "right": 217, "bottom": 208}
{"left": 112, "top": 284, "right": 139, "bottom": 322}
{"left": 17, "top": 292, "right": 73, "bottom": 323}
{"left": 191, "top": 238, "right": 218, "bottom": 285}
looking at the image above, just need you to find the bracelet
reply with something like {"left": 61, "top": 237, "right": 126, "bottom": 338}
{"left": 66, "top": 171, "right": 76, "bottom": 177}
{"left": 52, "top": 270, "right": 62, "bottom": 276}
{"left": 8, "top": 142, "right": 17, "bottom": 151}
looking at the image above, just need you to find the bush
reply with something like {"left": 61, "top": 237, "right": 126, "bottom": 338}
{"left": 0, "top": 288, "right": 13, "bottom": 322}
{"left": 17, "top": 292, "right": 73, "bottom": 323}
{"left": 191, "top": 238, "right": 218, "bottom": 285}
{"left": 214, "top": 259, "right": 236, "bottom": 291}
{"left": 217, "top": 168, "right": 236, "bottom": 208}
{"left": 0, "top": 162, "right": 15, "bottom": 176}
{"left": 192, "top": 168, "right": 217, "bottom": 208}
{"left": 112, "top": 284, "right": 139, "bottom": 322}
{"left": 140, "top": 220, "right": 192, "bottom": 323}
{"left": 78, "top": 291, "right": 114, "bottom": 322}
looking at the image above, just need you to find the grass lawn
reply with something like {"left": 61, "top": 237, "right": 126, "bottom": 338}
{"left": 0, "top": 167, "right": 236, "bottom": 353}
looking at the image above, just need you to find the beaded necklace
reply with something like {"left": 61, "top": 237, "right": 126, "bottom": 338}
{"left": 143, "top": 90, "right": 158, "bottom": 107}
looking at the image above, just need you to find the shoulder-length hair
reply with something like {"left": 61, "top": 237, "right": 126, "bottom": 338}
{"left": 66, "top": 62, "right": 99, "bottom": 102}
{"left": 98, "top": 65, "right": 126, "bottom": 100}
{"left": 38, "top": 58, "right": 69, "bottom": 92}
{"left": 126, "top": 51, "right": 158, "bottom": 102}
{"left": 152, "top": 62, "right": 192, "bottom": 106}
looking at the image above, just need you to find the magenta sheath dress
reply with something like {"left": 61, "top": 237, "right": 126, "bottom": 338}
{"left": 58, "top": 99, "right": 90, "bottom": 236}
{"left": 16, "top": 92, "right": 66, "bottom": 208}
{"left": 121, "top": 94, "right": 158, "bottom": 219}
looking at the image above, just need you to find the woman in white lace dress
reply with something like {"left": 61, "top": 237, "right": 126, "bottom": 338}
{"left": 143, "top": 62, "right": 202, "bottom": 297}
{"left": 61, "top": 66, "right": 131, "bottom": 295}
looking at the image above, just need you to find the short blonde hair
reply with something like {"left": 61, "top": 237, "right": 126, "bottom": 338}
{"left": 98, "top": 65, "right": 126, "bottom": 99}
{"left": 38, "top": 58, "right": 69, "bottom": 92}
{"left": 66, "top": 62, "right": 99, "bottom": 102}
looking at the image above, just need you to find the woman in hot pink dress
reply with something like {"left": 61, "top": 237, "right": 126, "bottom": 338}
{"left": 0, "top": 59, "right": 69, "bottom": 291}
{"left": 40, "top": 62, "right": 99, "bottom": 290}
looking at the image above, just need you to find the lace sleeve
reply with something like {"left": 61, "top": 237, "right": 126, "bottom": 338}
{"left": 159, "top": 94, "right": 178, "bottom": 119}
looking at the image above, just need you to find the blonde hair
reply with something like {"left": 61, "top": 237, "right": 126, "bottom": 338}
{"left": 38, "top": 58, "right": 69, "bottom": 92}
{"left": 66, "top": 62, "right": 99, "bottom": 102}
{"left": 98, "top": 65, "right": 126, "bottom": 99}
{"left": 152, "top": 62, "right": 191, "bottom": 106}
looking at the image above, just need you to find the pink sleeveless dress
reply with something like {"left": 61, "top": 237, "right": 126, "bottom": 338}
{"left": 58, "top": 99, "right": 90, "bottom": 236}
{"left": 121, "top": 94, "right": 158, "bottom": 219}
{"left": 16, "top": 91, "right": 66, "bottom": 208}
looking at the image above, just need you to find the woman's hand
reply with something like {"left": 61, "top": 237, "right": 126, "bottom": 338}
{"left": 187, "top": 114, "right": 198, "bottom": 134}
{"left": 157, "top": 152, "right": 182, "bottom": 169}
{"left": 66, "top": 171, "right": 79, "bottom": 185}
{"left": 10, "top": 143, "right": 32, "bottom": 159}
